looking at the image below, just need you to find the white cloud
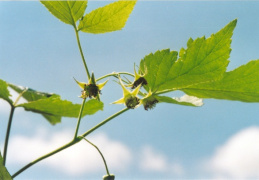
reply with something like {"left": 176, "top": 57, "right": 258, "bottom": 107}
{"left": 6, "top": 127, "right": 185, "bottom": 177}
{"left": 207, "top": 126, "right": 259, "bottom": 179}
{"left": 139, "top": 145, "right": 184, "bottom": 176}
{"left": 173, "top": 94, "right": 203, "bottom": 106}
{"left": 139, "top": 146, "right": 168, "bottom": 172}
{"left": 7, "top": 129, "right": 132, "bottom": 176}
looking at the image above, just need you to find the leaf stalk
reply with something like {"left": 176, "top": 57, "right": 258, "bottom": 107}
{"left": 81, "top": 137, "right": 110, "bottom": 175}
{"left": 96, "top": 72, "right": 134, "bottom": 82}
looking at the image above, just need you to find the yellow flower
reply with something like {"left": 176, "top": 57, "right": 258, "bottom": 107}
{"left": 74, "top": 73, "right": 108, "bottom": 100}
{"left": 112, "top": 76, "right": 141, "bottom": 109}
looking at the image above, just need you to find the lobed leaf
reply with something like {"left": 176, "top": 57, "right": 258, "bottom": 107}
{"left": 18, "top": 97, "right": 103, "bottom": 124}
{"left": 0, "top": 79, "right": 13, "bottom": 105}
{"left": 139, "top": 19, "right": 237, "bottom": 93}
{"left": 41, "top": 1, "right": 87, "bottom": 26}
{"left": 183, "top": 60, "right": 259, "bottom": 102}
{"left": 78, "top": 1, "right": 136, "bottom": 34}
{"left": 139, "top": 49, "right": 178, "bottom": 92}
{"left": 0, "top": 151, "right": 12, "bottom": 180}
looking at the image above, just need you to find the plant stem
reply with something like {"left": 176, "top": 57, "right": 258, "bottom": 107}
{"left": 75, "top": 28, "right": 91, "bottom": 80}
{"left": 3, "top": 105, "right": 15, "bottom": 166}
{"left": 81, "top": 108, "right": 129, "bottom": 137}
{"left": 81, "top": 137, "right": 110, "bottom": 175}
{"left": 96, "top": 72, "right": 134, "bottom": 82}
{"left": 11, "top": 139, "right": 79, "bottom": 179}
{"left": 12, "top": 108, "right": 129, "bottom": 178}
{"left": 73, "top": 98, "right": 86, "bottom": 140}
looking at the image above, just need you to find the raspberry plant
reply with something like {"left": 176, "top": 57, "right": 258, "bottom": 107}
{"left": 1, "top": 1, "right": 259, "bottom": 179}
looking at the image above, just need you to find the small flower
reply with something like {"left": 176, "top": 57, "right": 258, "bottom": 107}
{"left": 141, "top": 91, "right": 159, "bottom": 111}
{"left": 131, "top": 64, "right": 147, "bottom": 89}
{"left": 112, "top": 76, "right": 141, "bottom": 109}
{"left": 74, "top": 73, "right": 108, "bottom": 100}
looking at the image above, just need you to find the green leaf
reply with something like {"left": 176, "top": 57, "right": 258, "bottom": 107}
{"left": 156, "top": 95, "right": 203, "bottom": 107}
{"left": 139, "top": 19, "right": 237, "bottom": 92}
{"left": 0, "top": 79, "right": 13, "bottom": 105}
{"left": 78, "top": 1, "right": 136, "bottom": 34}
{"left": 18, "top": 97, "right": 103, "bottom": 124}
{"left": 0, "top": 151, "right": 12, "bottom": 180}
{"left": 7, "top": 83, "right": 103, "bottom": 124}
{"left": 8, "top": 84, "right": 62, "bottom": 124}
{"left": 41, "top": 1, "right": 87, "bottom": 26}
{"left": 139, "top": 49, "right": 178, "bottom": 92}
{"left": 42, "top": 114, "right": 61, "bottom": 125}
{"left": 183, "top": 60, "right": 259, "bottom": 102}
{"left": 8, "top": 84, "right": 59, "bottom": 102}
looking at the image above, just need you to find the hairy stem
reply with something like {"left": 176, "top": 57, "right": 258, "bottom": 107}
{"left": 75, "top": 28, "right": 91, "bottom": 80}
{"left": 12, "top": 108, "right": 129, "bottom": 178}
{"left": 73, "top": 98, "right": 86, "bottom": 140}
{"left": 3, "top": 105, "right": 15, "bottom": 166}
{"left": 81, "top": 137, "right": 110, "bottom": 175}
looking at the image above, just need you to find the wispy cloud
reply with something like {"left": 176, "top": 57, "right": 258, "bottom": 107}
{"left": 206, "top": 126, "right": 259, "bottom": 179}
{"left": 6, "top": 127, "right": 184, "bottom": 178}
{"left": 139, "top": 145, "right": 168, "bottom": 172}
{"left": 139, "top": 145, "right": 184, "bottom": 176}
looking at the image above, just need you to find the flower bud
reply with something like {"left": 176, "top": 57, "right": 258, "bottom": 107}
{"left": 74, "top": 73, "right": 108, "bottom": 100}
{"left": 125, "top": 94, "right": 140, "bottom": 109}
{"left": 132, "top": 77, "right": 147, "bottom": 89}
{"left": 131, "top": 64, "right": 147, "bottom": 89}
{"left": 112, "top": 76, "right": 141, "bottom": 109}
{"left": 103, "top": 174, "right": 115, "bottom": 180}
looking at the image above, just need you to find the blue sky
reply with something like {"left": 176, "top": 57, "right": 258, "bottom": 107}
{"left": 1, "top": 1, "right": 259, "bottom": 179}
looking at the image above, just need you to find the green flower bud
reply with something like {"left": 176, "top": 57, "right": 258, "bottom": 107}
{"left": 125, "top": 94, "right": 140, "bottom": 109}
{"left": 74, "top": 73, "right": 108, "bottom": 100}
{"left": 103, "top": 174, "right": 115, "bottom": 180}
{"left": 84, "top": 83, "right": 99, "bottom": 98}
